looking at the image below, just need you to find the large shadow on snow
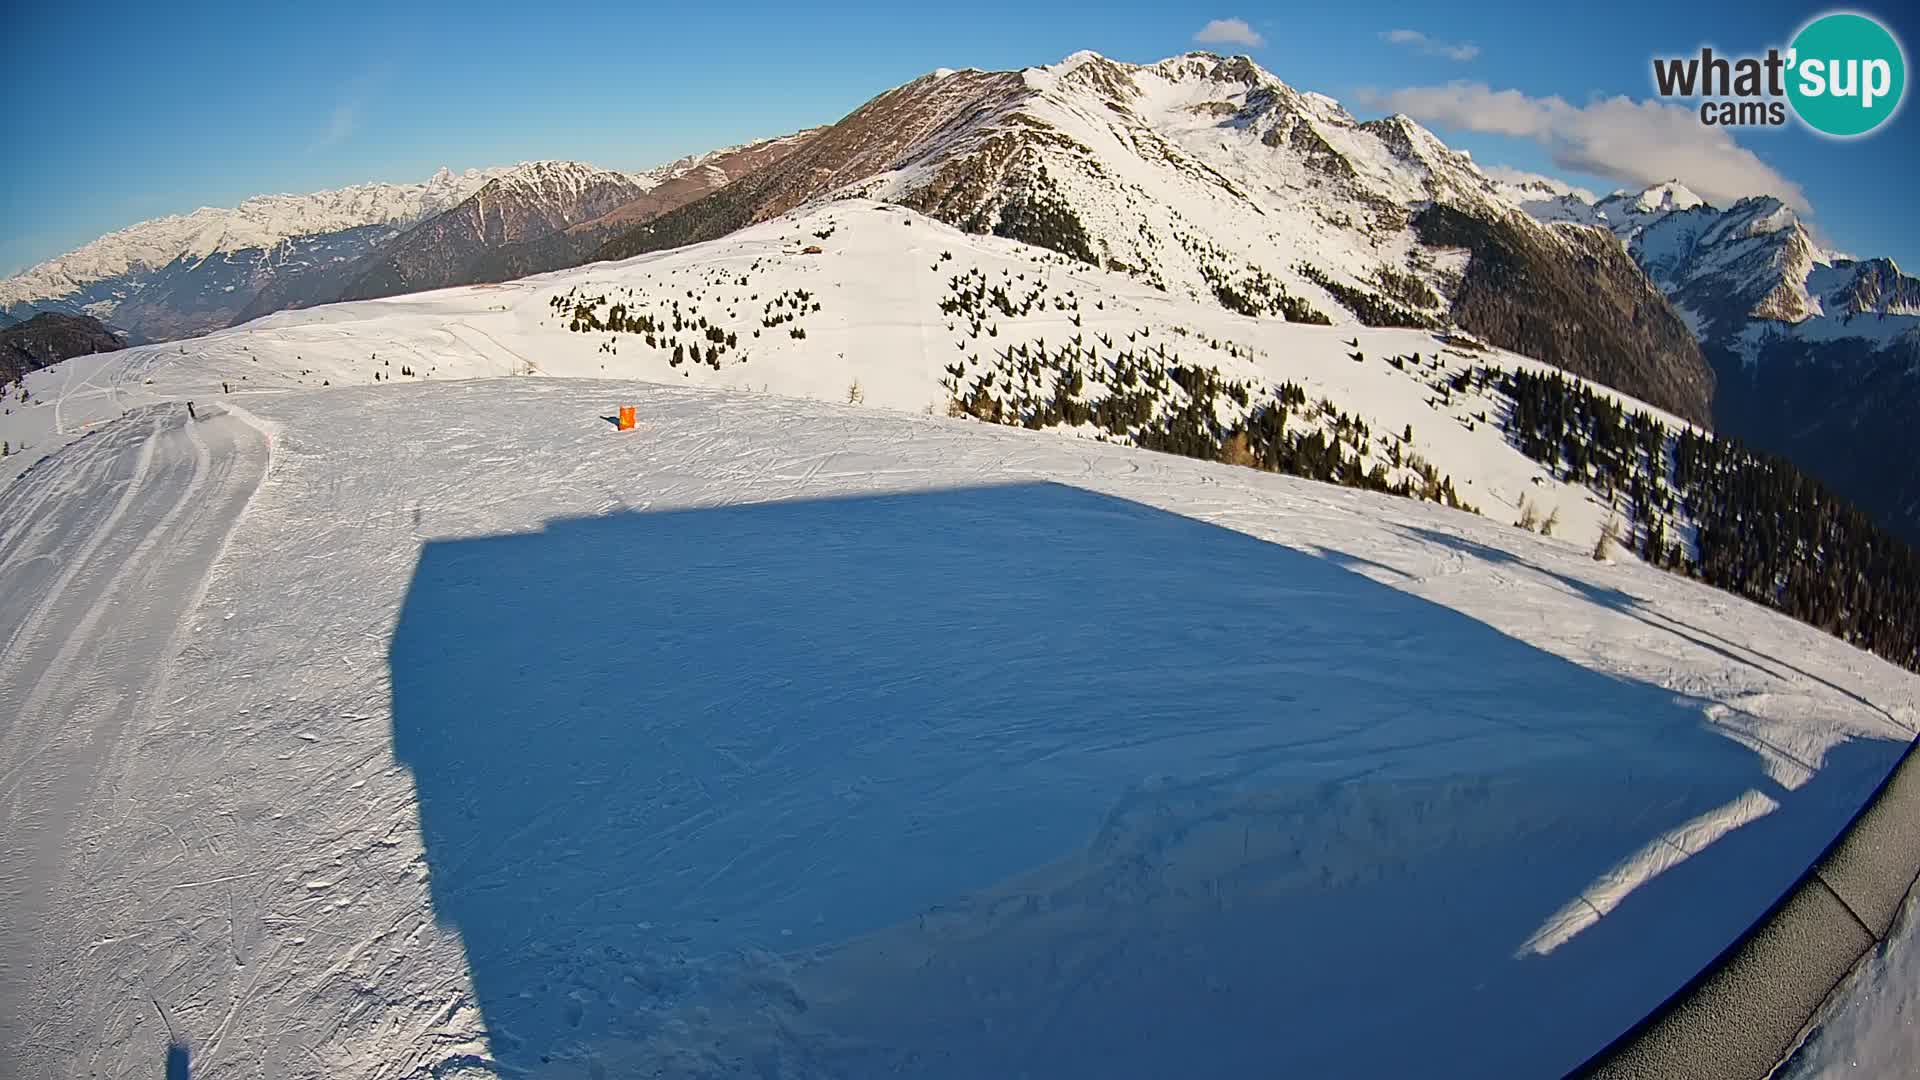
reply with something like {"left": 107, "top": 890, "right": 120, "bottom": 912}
{"left": 388, "top": 482, "right": 1905, "bottom": 1078}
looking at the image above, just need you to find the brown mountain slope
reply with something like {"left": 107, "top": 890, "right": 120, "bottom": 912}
{"left": 465, "top": 132, "right": 822, "bottom": 282}
{"left": 598, "top": 70, "right": 1026, "bottom": 260}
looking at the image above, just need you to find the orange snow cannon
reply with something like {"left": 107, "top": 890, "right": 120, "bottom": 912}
{"left": 617, "top": 405, "right": 636, "bottom": 431}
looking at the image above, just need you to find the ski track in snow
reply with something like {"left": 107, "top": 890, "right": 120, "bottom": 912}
{"left": 0, "top": 373, "right": 1914, "bottom": 1079}
{"left": 0, "top": 403, "right": 268, "bottom": 1066}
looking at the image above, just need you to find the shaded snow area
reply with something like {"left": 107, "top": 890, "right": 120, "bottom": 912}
{"left": 3, "top": 377, "right": 1917, "bottom": 1080}
{"left": 1776, "top": 877, "right": 1920, "bottom": 1079}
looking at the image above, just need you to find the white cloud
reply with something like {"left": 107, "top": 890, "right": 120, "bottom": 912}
{"left": 308, "top": 67, "right": 390, "bottom": 155}
{"left": 1381, "top": 29, "right": 1480, "bottom": 62}
{"left": 1482, "top": 164, "right": 1599, "bottom": 203}
{"left": 1193, "top": 18, "right": 1265, "bottom": 48}
{"left": 312, "top": 102, "right": 358, "bottom": 152}
{"left": 1357, "top": 81, "right": 1812, "bottom": 211}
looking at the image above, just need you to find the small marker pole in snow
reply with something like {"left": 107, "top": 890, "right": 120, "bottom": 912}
{"left": 156, "top": 996, "right": 190, "bottom": 1079}
{"left": 151, "top": 996, "right": 178, "bottom": 1042}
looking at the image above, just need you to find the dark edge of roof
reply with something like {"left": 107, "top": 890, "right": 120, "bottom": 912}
{"left": 1569, "top": 733, "right": 1920, "bottom": 1080}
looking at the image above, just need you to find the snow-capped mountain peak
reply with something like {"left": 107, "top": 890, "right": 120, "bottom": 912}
{"left": 1054, "top": 48, "right": 1111, "bottom": 72}
{"left": 477, "top": 160, "right": 661, "bottom": 203}
{"left": 1623, "top": 180, "right": 1705, "bottom": 214}
{"left": 1619, "top": 190, "right": 1829, "bottom": 326}
{"left": 1586, "top": 181, "right": 1711, "bottom": 241}
{"left": 582, "top": 50, "right": 1710, "bottom": 422}
{"left": 1499, "top": 173, "right": 1920, "bottom": 539}
{"left": 1807, "top": 257, "right": 1920, "bottom": 318}
{"left": 1715, "top": 196, "right": 1800, "bottom": 241}
{"left": 1498, "top": 179, "right": 1887, "bottom": 336}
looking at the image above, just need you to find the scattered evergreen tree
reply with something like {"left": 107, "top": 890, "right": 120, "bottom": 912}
{"left": 1593, "top": 515, "right": 1618, "bottom": 562}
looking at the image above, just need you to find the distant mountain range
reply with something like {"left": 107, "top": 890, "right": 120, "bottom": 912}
{"left": 1503, "top": 178, "right": 1920, "bottom": 541}
{"left": 0, "top": 138, "right": 816, "bottom": 343}
{"left": 0, "top": 168, "right": 504, "bottom": 341}
{"left": 234, "top": 136, "right": 817, "bottom": 323}
{"left": 6, "top": 50, "right": 1915, "bottom": 539}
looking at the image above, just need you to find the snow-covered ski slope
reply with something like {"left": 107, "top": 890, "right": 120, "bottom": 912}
{"left": 2, "top": 200, "right": 1919, "bottom": 1078}
{"left": 2, "top": 375, "right": 1917, "bottom": 1078}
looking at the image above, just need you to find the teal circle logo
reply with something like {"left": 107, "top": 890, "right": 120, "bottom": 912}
{"left": 1787, "top": 12, "right": 1906, "bottom": 136}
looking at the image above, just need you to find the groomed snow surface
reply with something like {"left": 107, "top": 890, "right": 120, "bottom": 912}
{"left": 2, "top": 375, "right": 1917, "bottom": 1080}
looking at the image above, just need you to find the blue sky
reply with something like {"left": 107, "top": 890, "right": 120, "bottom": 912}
{"left": 4, "top": 1, "right": 1916, "bottom": 276}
